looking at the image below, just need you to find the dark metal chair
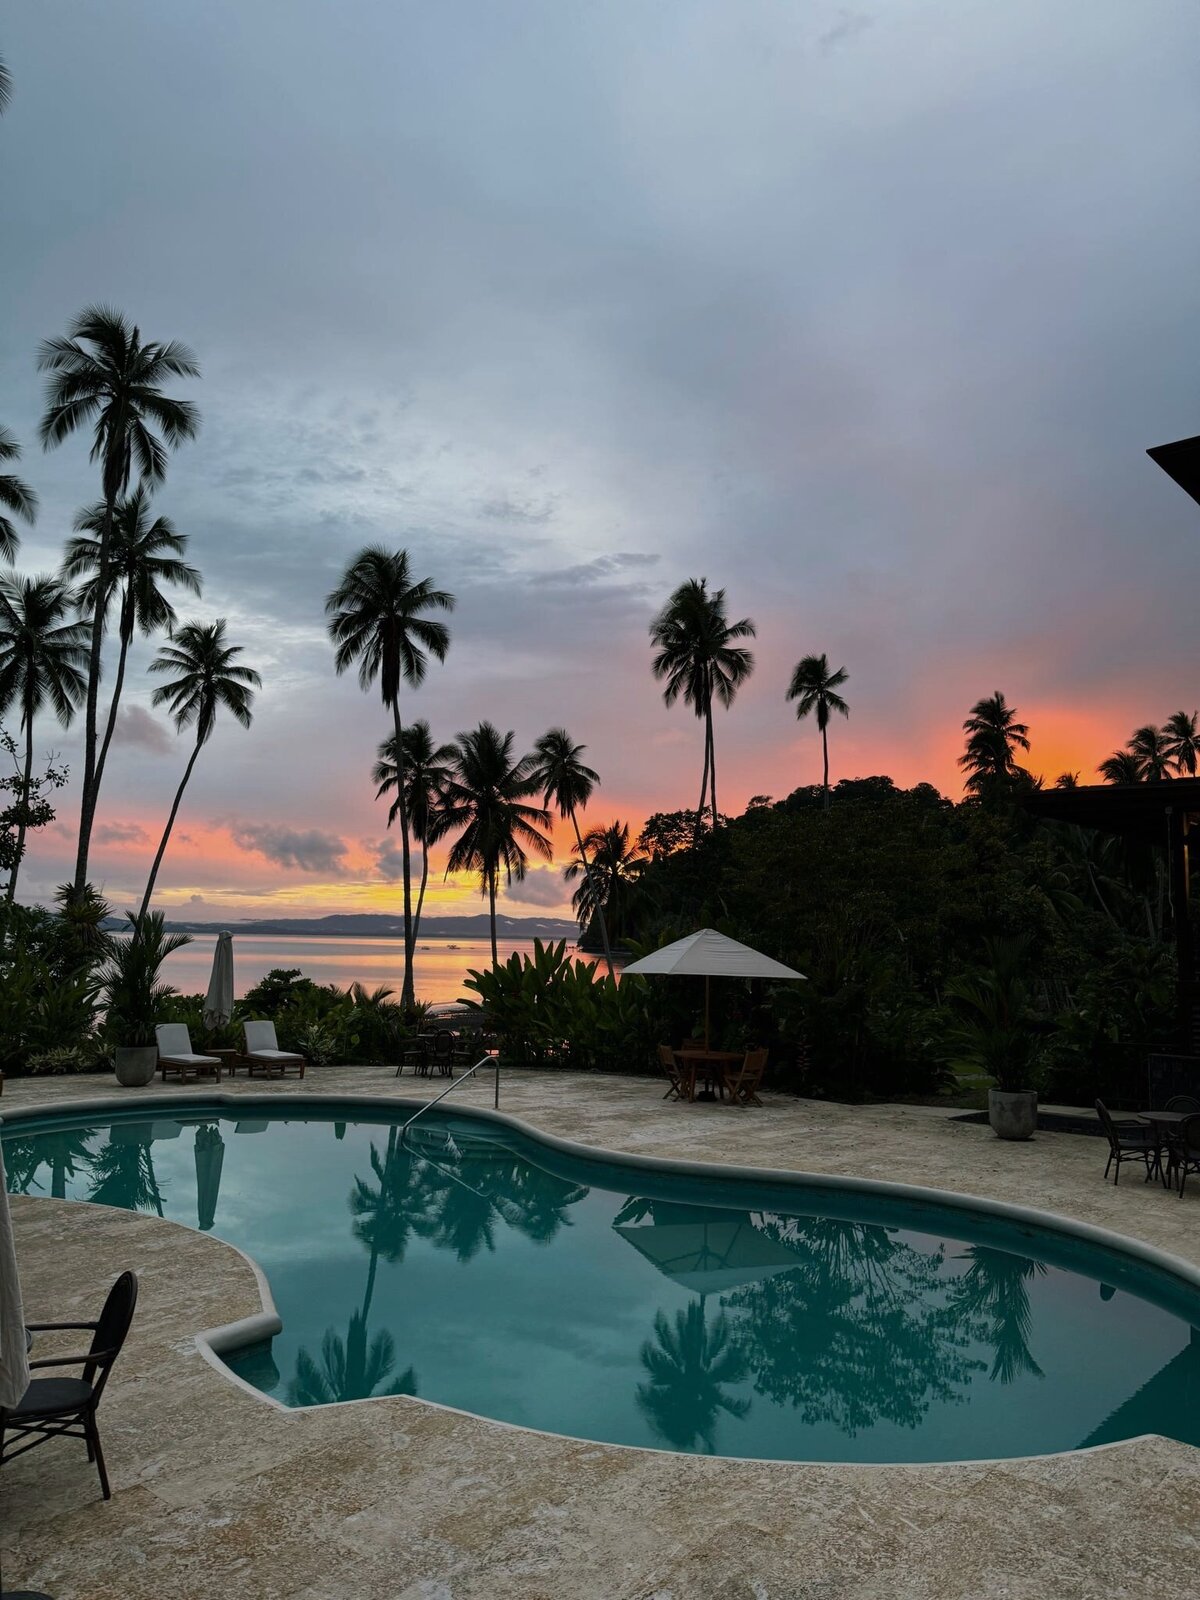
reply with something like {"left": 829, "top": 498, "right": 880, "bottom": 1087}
{"left": 1094, "top": 1099, "right": 1159, "bottom": 1185}
{"left": 1174, "top": 1114, "right": 1200, "bottom": 1199}
{"left": 1165, "top": 1096, "right": 1200, "bottom": 1113}
{"left": 397, "top": 1037, "right": 430, "bottom": 1078}
{"left": 431, "top": 1032, "right": 454, "bottom": 1077}
{"left": 1, "top": 1271, "right": 138, "bottom": 1501}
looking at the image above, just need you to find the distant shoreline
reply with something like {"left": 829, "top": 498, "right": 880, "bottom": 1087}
{"left": 111, "top": 914, "right": 581, "bottom": 941}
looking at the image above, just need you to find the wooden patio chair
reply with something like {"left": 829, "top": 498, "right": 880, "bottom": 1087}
{"left": 723, "top": 1047, "right": 768, "bottom": 1107}
{"left": 1, "top": 1271, "right": 138, "bottom": 1501}
{"left": 657, "top": 1045, "right": 687, "bottom": 1101}
{"left": 242, "top": 1020, "right": 306, "bottom": 1078}
{"left": 155, "top": 1024, "right": 222, "bottom": 1082}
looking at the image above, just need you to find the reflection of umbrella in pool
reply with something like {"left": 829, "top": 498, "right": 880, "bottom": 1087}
{"left": 615, "top": 1203, "right": 804, "bottom": 1300}
{"left": 194, "top": 1125, "right": 226, "bottom": 1232}
{"left": 621, "top": 928, "right": 805, "bottom": 1049}
{"left": 203, "top": 930, "right": 235, "bottom": 1032}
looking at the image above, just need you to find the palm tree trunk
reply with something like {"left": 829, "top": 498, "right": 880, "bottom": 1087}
{"left": 821, "top": 722, "right": 830, "bottom": 810}
{"left": 138, "top": 736, "right": 202, "bottom": 922}
{"left": 694, "top": 716, "right": 710, "bottom": 843}
{"left": 92, "top": 594, "right": 134, "bottom": 803}
{"left": 707, "top": 711, "right": 718, "bottom": 831}
{"left": 74, "top": 491, "right": 116, "bottom": 893}
{"left": 570, "top": 808, "right": 615, "bottom": 978}
{"left": 5, "top": 705, "right": 34, "bottom": 907}
{"left": 488, "top": 864, "right": 498, "bottom": 965}
{"left": 412, "top": 834, "right": 430, "bottom": 945}
{"left": 390, "top": 701, "right": 416, "bottom": 1012}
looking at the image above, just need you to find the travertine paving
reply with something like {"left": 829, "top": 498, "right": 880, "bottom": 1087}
{"left": 2, "top": 1066, "right": 1198, "bottom": 1599}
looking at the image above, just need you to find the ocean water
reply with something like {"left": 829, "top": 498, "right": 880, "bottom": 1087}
{"left": 160, "top": 934, "right": 600, "bottom": 1005}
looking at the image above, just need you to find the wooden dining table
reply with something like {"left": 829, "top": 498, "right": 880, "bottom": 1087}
{"left": 673, "top": 1049, "right": 745, "bottom": 1103}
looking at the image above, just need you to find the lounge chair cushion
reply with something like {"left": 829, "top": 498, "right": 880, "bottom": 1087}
{"left": 159, "top": 1052, "right": 221, "bottom": 1068}
{"left": 155, "top": 1024, "right": 219, "bottom": 1065}
{"left": 244, "top": 1047, "right": 303, "bottom": 1064}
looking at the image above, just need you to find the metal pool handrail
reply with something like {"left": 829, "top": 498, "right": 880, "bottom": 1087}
{"left": 400, "top": 1052, "right": 500, "bottom": 1144}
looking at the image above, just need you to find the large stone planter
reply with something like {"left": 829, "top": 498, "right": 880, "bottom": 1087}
{"left": 114, "top": 1045, "right": 158, "bottom": 1088}
{"left": 988, "top": 1088, "right": 1038, "bottom": 1141}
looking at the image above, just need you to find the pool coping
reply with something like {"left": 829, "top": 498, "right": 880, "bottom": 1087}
{"left": 4, "top": 1087, "right": 1196, "bottom": 1472}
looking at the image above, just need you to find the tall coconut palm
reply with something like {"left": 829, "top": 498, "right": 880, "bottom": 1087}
{"left": 138, "top": 620, "right": 259, "bottom": 921}
{"left": 1129, "top": 723, "right": 1173, "bottom": 781}
{"left": 1098, "top": 749, "right": 1145, "bottom": 785}
{"left": 958, "top": 692, "right": 1031, "bottom": 798}
{"left": 372, "top": 720, "right": 456, "bottom": 949}
{"left": 1164, "top": 711, "right": 1200, "bottom": 776}
{"left": 326, "top": 548, "right": 454, "bottom": 1008}
{"left": 63, "top": 488, "right": 202, "bottom": 803}
{"left": 38, "top": 305, "right": 200, "bottom": 893}
{"left": 530, "top": 727, "right": 614, "bottom": 976}
{"left": 0, "top": 426, "right": 38, "bottom": 560}
{"left": 439, "top": 722, "right": 551, "bottom": 964}
{"left": 0, "top": 573, "right": 89, "bottom": 904}
{"left": 564, "top": 821, "right": 645, "bottom": 949}
{"left": 649, "top": 578, "right": 755, "bottom": 834}
{"left": 785, "top": 653, "right": 849, "bottom": 810}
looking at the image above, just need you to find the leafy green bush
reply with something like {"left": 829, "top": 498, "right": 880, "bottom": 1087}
{"left": 24, "top": 1044, "right": 98, "bottom": 1076}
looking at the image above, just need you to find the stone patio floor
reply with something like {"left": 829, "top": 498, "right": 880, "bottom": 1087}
{"left": 3, "top": 1066, "right": 1199, "bottom": 1599}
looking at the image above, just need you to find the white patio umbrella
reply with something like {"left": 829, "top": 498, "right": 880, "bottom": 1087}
{"left": 621, "top": 928, "right": 805, "bottom": 1049}
{"left": 0, "top": 1139, "right": 29, "bottom": 1413}
{"left": 203, "top": 930, "right": 235, "bottom": 1032}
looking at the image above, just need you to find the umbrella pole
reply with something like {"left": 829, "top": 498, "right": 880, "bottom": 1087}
{"left": 704, "top": 975, "right": 711, "bottom": 1051}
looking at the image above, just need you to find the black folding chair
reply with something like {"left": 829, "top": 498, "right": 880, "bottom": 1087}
{"left": 0, "top": 1271, "right": 138, "bottom": 1501}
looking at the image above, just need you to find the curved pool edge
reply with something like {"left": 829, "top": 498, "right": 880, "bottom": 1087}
{"left": 4, "top": 1087, "right": 1199, "bottom": 1471}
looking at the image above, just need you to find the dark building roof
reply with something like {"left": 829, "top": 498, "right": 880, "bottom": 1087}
{"left": 1024, "top": 780, "right": 1200, "bottom": 844}
{"left": 1148, "top": 434, "right": 1200, "bottom": 509}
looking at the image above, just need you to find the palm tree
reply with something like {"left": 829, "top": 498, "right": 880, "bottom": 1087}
{"left": 138, "top": 620, "right": 259, "bottom": 921}
{"left": 785, "top": 653, "right": 849, "bottom": 810}
{"left": 0, "top": 574, "right": 89, "bottom": 904}
{"left": 287, "top": 1314, "right": 416, "bottom": 1406}
{"left": 326, "top": 548, "right": 454, "bottom": 1008}
{"left": 62, "top": 487, "right": 202, "bottom": 803}
{"left": 38, "top": 305, "right": 200, "bottom": 893}
{"left": 1164, "top": 711, "right": 1200, "bottom": 776}
{"left": 649, "top": 578, "right": 755, "bottom": 833}
{"left": 439, "top": 722, "right": 552, "bottom": 964}
{"left": 1129, "top": 723, "right": 1173, "bottom": 781}
{"left": 564, "top": 821, "right": 645, "bottom": 949}
{"left": 0, "top": 52, "right": 12, "bottom": 114}
{"left": 531, "top": 727, "right": 614, "bottom": 977}
{"left": 0, "top": 426, "right": 38, "bottom": 560}
{"left": 372, "top": 720, "right": 456, "bottom": 949}
{"left": 636, "top": 1303, "right": 750, "bottom": 1453}
{"left": 958, "top": 692, "right": 1031, "bottom": 798}
{"left": 951, "top": 1247, "right": 1045, "bottom": 1385}
{"left": 1098, "top": 749, "right": 1145, "bottom": 785}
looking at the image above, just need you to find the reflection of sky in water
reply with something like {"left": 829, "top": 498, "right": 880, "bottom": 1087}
{"left": 7, "top": 1112, "right": 1200, "bottom": 1462}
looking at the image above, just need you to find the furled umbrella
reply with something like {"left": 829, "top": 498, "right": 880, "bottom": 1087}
{"left": 621, "top": 928, "right": 805, "bottom": 1049}
{"left": 202, "top": 929, "right": 235, "bottom": 1033}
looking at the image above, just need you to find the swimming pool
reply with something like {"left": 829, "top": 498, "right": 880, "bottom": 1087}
{"left": 6, "top": 1099, "right": 1200, "bottom": 1464}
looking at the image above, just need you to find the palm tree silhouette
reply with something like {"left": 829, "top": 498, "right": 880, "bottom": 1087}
{"left": 439, "top": 722, "right": 551, "bottom": 965}
{"left": 373, "top": 719, "right": 456, "bottom": 950}
{"left": 951, "top": 1246, "right": 1045, "bottom": 1384}
{"left": 326, "top": 548, "right": 454, "bottom": 1008}
{"left": 649, "top": 578, "right": 756, "bottom": 834}
{"left": 349, "top": 1130, "right": 438, "bottom": 1312}
{"left": 1163, "top": 711, "right": 1200, "bottom": 776}
{"left": 785, "top": 653, "right": 849, "bottom": 810}
{"left": 287, "top": 1313, "right": 417, "bottom": 1407}
{"left": 958, "top": 692, "right": 1031, "bottom": 799}
{"left": 636, "top": 1302, "right": 750, "bottom": 1453}
{"left": 87, "top": 1133, "right": 166, "bottom": 1215}
{"left": 0, "top": 53, "right": 11, "bottom": 114}
{"left": 1128, "top": 724, "right": 1173, "bottom": 781}
{"left": 63, "top": 487, "right": 202, "bottom": 805}
{"left": 1098, "top": 749, "right": 1145, "bottom": 785}
{"left": 564, "top": 822, "right": 645, "bottom": 950}
{"left": 0, "top": 425, "right": 38, "bottom": 560}
{"left": 139, "top": 620, "right": 260, "bottom": 920}
{"left": 0, "top": 573, "right": 89, "bottom": 904}
{"left": 531, "top": 728, "right": 614, "bottom": 975}
{"left": 38, "top": 305, "right": 199, "bottom": 893}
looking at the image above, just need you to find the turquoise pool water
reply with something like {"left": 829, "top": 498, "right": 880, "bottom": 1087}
{"left": 7, "top": 1103, "right": 1200, "bottom": 1463}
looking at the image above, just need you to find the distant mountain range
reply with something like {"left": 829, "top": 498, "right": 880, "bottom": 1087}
{"left": 102, "top": 912, "right": 581, "bottom": 940}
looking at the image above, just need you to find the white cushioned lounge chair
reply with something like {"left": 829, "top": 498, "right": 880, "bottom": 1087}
{"left": 155, "top": 1024, "right": 222, "bottom": 1082}
{"left": 242, "top": 1020, "right": 306, "bottom": 1078}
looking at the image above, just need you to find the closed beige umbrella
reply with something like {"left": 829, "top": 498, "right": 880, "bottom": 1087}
{"left": 202, "top": 930, "right": 235, "bottom": 1033}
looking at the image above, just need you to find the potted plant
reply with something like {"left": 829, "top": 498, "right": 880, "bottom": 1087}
{"left": 100, "top": 912, "right": 192, "bottom": 1087}
{"left": 944, "top": 936, "right": 1044, "bottom": 1141}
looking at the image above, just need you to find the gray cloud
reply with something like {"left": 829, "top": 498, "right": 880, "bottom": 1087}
{"left": 503, "top": 866, "right": 572, "bottom": 909}
{"left": 94, "top": 820, "right": 150, "bottom": 846}
{"left": 111, "top": 706, "right": 174, "bottom": 756}
{"left": 231, "top": 822, "right": 349, "bottom": 875}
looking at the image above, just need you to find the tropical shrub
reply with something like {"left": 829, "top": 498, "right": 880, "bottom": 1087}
{"left": 24, "top": 1044, "right": 97, "bottom": 1075}
{"left": 99, "top": 913, "right": 192, "bottom": 1048}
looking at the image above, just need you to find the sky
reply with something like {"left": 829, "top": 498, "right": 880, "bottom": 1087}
{"left": 1, "top": 0, "right": 1198, "bottom": 923}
